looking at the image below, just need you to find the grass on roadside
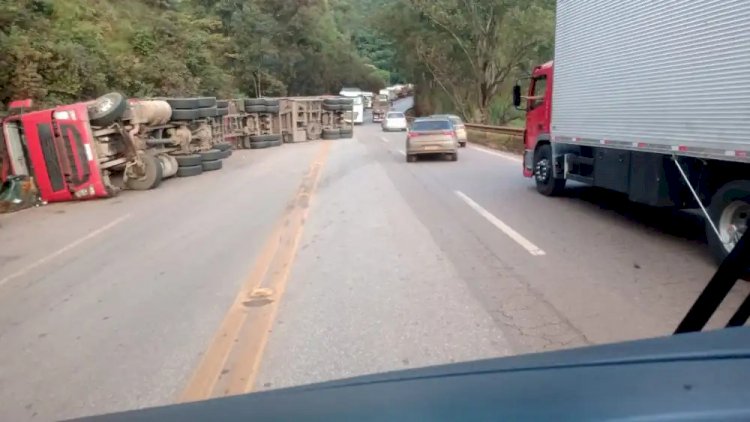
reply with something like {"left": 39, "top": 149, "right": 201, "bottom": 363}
{"left": 467, "top": 129, "right": 524, "bottom": 155}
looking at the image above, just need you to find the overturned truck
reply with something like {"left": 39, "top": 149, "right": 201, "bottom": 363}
{"left": 0, "top": 93, "right": 232, "bottom": 204}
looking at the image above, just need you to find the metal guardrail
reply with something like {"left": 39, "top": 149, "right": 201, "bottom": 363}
{"left": 404, "top": 115, "right": 524, "bottom": 136}
{"left": 464, "top": 123, "right": 524, "bottom": 136}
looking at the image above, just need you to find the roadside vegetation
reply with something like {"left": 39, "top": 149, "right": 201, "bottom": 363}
{"left": 374, "top": 0, "right": 555, "bottom": 124}
{"left": 0, "top": 0, "right": 393, "bottom": 109}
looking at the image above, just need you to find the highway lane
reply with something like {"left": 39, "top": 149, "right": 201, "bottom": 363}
{"left": 0, "top": 111, "right": 746, "bottom": 419}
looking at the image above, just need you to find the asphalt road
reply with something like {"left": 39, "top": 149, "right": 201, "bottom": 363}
{"left": 0, "top": 97, "right": 746, "bottom": 420}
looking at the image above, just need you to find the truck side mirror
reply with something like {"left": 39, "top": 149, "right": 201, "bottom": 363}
{"left": 512, "top": 85, "right": 522, "bottom": 108}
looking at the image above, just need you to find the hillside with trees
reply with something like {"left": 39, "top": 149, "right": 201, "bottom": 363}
{"left": 0, "top": 0, "right": 555, "bottom": 124}
{"left": 0, "top": 0, "right": 389, "bottom": 109}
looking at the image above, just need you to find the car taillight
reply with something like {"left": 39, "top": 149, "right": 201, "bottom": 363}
{"left": 442, "top": 130, "right": 455, "bottom": 136}
{"left": 408, "top": 132, "right": 420, "bottom": 138}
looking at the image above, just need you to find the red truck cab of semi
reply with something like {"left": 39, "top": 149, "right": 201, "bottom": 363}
{"left": 1, "top": 99, "right": 110, "bottom": 203}
{"left": 517, "top": 61, "right": 553, "bottom": 179}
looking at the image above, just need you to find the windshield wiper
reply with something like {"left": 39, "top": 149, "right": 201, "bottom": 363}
{"left": 675, "top": 223, "right": 750, "bottom": 334}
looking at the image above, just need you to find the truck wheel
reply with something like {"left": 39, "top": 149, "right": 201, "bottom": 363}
{"left": 269, "top": 139, "right": 283, "bottom": 147}
{"left": 706, "top": 180, "right": 750, "bottom": 269}
{"left": 217, "top": 99, "right": 229, "bottom": 108}
{"left": 214, "top": 142, "right": 232, "bottom": 151}
{"left": 264, "top": 105, "right": 280, "bottom": 114}
{"left": 406, "top": 154, "right": 417, "bottom": 163}
{"left": 177, "top": 165, "right": 203, "bottom": 177}
{"left": 173, "top": 153, "right": 202, "bottom": 167}
{"left": 322, "top": 128, "right": 340, "bottom": 140}
{"left": 244, "top": 98, "right": 265, "bottom": 108}
{"left": 88, "top": 93, "right": 127, "bottom": 127}
{"left": 199, "top": 107, "right": 217, "bottom": 118}
{"left": 216, "top": 107, "right": 229, "bottom": 116}
{"left": 199, "top": 149, "right": 223, "bottom": 161}
{"left": 245, "top": 105, "right": 266, "bottom": 113}
{"left": 219, "top": 149, "right": 232, "bottom": 159}
{"left": 124, "top": 154, "right": 163, "bottom": 190}
{"left": 534, "top": 143, "right": 566, "bottom": 196}
{"left": 339, "top": 128, "right": 353, "bottom": 138}
{"left": 250, "top": 140, "right": 271, "bottom": 149}
{"left": 197, "top": 97, "right": 217, "bottom": 108}
{"left": 201, "top": 159, "right": 223, "bottom": 171}
{"left": 171, "top": 109, "right": 201, "bottom": 121}
{"left": 166, "top": 98, "right": 200, "bottom": 109}
{"left": 263, "top": 99, "right": 280, "bottom": 107}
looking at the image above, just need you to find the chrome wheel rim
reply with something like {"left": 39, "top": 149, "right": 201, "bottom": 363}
{"left": 719, "top": 200, "right": 749, "bottom": 253}
{"left": 535, "top": 158, "right": 550, "bottom": 184}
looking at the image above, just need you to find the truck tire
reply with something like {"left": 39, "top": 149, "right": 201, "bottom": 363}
{"left": 322, "top": 128, "right": 340, "bottom": 140}
{"left": 88, "top": 93, "right": 128, "bottom": 127}
{"left": 322, "top": 103, "right": 338, "bottom": 111}
{"left": 166, "top": 98, "right": 200, "bottom": 109}
{"left": 250, "top": 134, "right": 281, "bottom": 143}
{"left": 250, "top": 140, "right": 271, "bottom": 149}
{"left": 269, "top": 139, "right": 283, "bottom": 147}
{"left": 199, "top": 149, "right": 223, "bottom": 161}
{"left": 201, "top": 159, "right": 223, "bottom": 171}
{"left": 214, "top": 142, "right": 232, "bottom": 151}
{"left": 171, "top": 109, "right": 201, "bottom": 121}
{"left": 244, "top": 98, "right": 265, "bottom": 107}
{"left": 339, "top": 128, "right": 353, "bottom": 138}
{"left": 197, "top": 97, "right": 217, "bottom": 108}
{"left": 173, "top": 153, "right": 202, "bottom": 167}
{"left": 219, "top": 149, "right": 232, "bottom": 159}
{"left": 124, "top": 153, "right": 163, "bottom": 190}
{"left": 534, "top": 143, "right": 565, "bottom": 196}
{"left": 336, "top": 104, "right": 352, "bottom": 111}
{"left": 177, "top": 164, "right": 203, "bottom": 177}
{"left": 245, "top": 105, "right": 266, "bottom": 113}
{"left": 264, "top": 105, "right": 280, "bottom": 114}
{"left": 216, "top": 107, "right": 229, "bottom": 116}
{"left": 217, "top": 100, "right": 229, "bottom": 108}
{"left": 706, "top": 180, "right": 750, "bottom": 269}
{"left": 337, "top": 98, "right": 353, "bottom": 106}
{"left": 263, "top": 99, "right": 280, "bottom": 106}
{"left": 199, "top": 107, "right": 217, "bottom": 118}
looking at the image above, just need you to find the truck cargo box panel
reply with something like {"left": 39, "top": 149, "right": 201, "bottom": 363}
{"left": 552, "top": 1, "right": 750, "bottom": 162}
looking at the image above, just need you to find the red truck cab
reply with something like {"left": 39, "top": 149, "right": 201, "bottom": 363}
{"left": 518, "top": 61, "right": 554, "bottom": 178}
{"left": 1, "top": 100, "right": 110, "bottom": 203}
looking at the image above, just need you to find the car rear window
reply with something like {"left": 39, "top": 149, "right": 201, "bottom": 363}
{"left": 387, "top": 112, "right": 404, "bottom": 118}
{"left": 412, "top": 120, "right": 451, "bottom": 131}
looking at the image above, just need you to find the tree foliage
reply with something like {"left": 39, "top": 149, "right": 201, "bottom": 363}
{"left": 374, "top": 0, "right": 555, "bottom": 123}
{"left": 0, "top": 0, "right": 388, "bottom": 109}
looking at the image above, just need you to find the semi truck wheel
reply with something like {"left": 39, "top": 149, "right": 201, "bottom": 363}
{"left": 706, "top": 180, "right": 750, "bottom": 269}
{"left": 171, "top": 109, "right": 201, "bottom": 121}
{"left": 217, "top": 100, "right": 229, "bottom": 108}
{"left": 173, "top": 153, "right": 202, "bottom": 167}
{"left": 339, "top": 128, "right": 353, "bottom": 138}
{"left": 214, "top": 142, "right": 232, "bottom": 151}
{"left": 264, "top": 105, "right": 280, "bottom": 114}
{"left": 216, "top": 107, "right": 229, "bottom": 116}
{"left": 250, "top": 141, "right": 271, "bottom": 149}
{"left": 88, "top": 93, "right": 127, "bottom": 127}
{"left": 245, "top": 105, "right": 266, "bottom": 113}
{"left": 244, "top": 98, "right": 265, "bottom": 108}
{"left": 197, "top": 97, "right": 217, "bottom": 108}
{"left": 201, "top": 159, "right": 223, "bottom": 171}
{"left": 219, "top": 149, "right": 232, "bottom": 159}
{"left": 124, "top": 154, "right": 163, "bottom": 190}
{"left": 534, "top": 143, "right": 566, "bottom": 196}
{"left": 269, "top": 139, "right": 282, "bottom": 147}
{"left": 199, "top": 149, "right": 223, "bottom": 161}
{"left": 177, "top": 165, "right": 203, "bottom": 177}
{"left": 165, "top": 98, "right": 201, "bottom": 109}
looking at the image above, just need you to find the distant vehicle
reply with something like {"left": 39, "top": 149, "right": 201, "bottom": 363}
{"left": 514, "top": 0, "right": 750, "bottom": 266}
{"left": 372, "top": 94, "right": 389, "bottom": 123}
{"left": 382, "top": 111, "right": 407, "bottom": 132}
{"left": 339, "top": 92, "right": 364, "bottom": 125}
{"left": 362, "top": 92, "right": 373, "bottom": 109}
{"left": 339, "top": 87, "right": 361, "bottom": 96}
{"left": 405, "top": 118, "right": 458, "bottom": 163}
{"left": 431, "top": 114, "right": 467, "bottom": 147}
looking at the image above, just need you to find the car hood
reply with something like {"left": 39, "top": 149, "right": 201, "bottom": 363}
{"left": 74, "top": 327, "right": 750, "bottom": 421}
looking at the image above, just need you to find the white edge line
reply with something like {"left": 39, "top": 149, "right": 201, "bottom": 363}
{"left": 396, "top": 149, "right": 406, "bottom": 156}
{"left": 469, "top": 144, "right": 523, "bottom": 163}
{"left": 454, "top": 191, "right": 545, "bottom": 256}
{"left": 380, "top": 136, "right": 390, "bottom": 143}
{"left": 0, "top": 214, "right": 132, "bottom": 287}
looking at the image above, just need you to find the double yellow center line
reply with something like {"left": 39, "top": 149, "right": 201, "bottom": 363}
{"left": 179, "top": 141, "right": 332, "bottom": 401}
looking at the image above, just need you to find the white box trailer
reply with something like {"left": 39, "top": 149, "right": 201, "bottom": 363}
{"left": 552, "top": 0, "right": 750, "bottom": 161}
{"left": 518, "top": 1, "right": 750, "bottom": 265}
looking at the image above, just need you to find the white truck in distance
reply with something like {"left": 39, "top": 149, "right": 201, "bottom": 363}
{"left": 339, "top": 88, "right": 364, "bottom": 125}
